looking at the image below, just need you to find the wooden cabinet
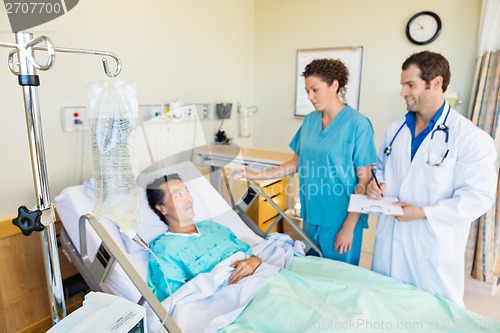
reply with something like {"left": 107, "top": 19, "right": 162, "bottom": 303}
{"left": 0, "top": 217, "right": 83, "bottom": 333}
{"left": 246, "top": 178, "right": 287, "bottom": 233}
{"left": 0, "top": 227, "right": 51, "bottom": 333}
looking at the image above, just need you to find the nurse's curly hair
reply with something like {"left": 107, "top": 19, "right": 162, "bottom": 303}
{"left": 302, "top": 58, "right": 349, "bottom": 100}
{"left": 402, "top": 51, "right": 450, "bottom": 92}
{"left": 146, "top": 173, "right": 183, "bottom": 225}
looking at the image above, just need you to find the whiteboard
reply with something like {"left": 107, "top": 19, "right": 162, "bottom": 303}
{"left": 295, "top": 47, "right": 363, "bottom": 117}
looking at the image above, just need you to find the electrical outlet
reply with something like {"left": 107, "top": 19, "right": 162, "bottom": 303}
{"left": 60, "top": 106, "right": 88, "bottom": 132}
{"left": 194, "top": 103, "right": 212, "bottom": 119}
{"left": 170, "top": 104, "right": 198, "bottom": 121}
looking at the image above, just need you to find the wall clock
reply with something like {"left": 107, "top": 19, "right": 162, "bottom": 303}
{"left": 406, "top": 11, "right": 442, "bottom": 45}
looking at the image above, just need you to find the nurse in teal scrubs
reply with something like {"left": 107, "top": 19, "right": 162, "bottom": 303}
{"left": 243, "top": 59, "right": 377, "bottom": 265}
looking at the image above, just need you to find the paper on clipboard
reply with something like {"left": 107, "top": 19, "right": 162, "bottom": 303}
{"left": 348, "top": 194, "right": 404, "bottom": 216}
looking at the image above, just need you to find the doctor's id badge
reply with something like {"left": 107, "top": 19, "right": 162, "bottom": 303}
{"left": 3, "top": 0, "right": 79, "bottom": 32}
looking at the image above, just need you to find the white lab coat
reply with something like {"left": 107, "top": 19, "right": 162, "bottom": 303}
{"left": 372, "top": 102, "right": 497, "bottom": 306}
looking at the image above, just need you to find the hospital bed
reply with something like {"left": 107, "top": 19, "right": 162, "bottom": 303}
{"left": 55, "top": 161, "right": 500, "bottom": 333}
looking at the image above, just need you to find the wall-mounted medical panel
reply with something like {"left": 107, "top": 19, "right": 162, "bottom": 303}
{"left": 60, "top": 106, "right": 88, "bottom": 132}
{"left": 139, "top": 104, "right": 163, "bottom": 122}
{"left": 61, "top": 103, "right": 213, "bottom": 132}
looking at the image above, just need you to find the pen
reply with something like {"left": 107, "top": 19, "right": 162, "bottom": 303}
{"left": 440, "top": 149, "right": 449, "bottom": 164}
{"left": 371, "top": 169, "right": 384, "bottom": 197}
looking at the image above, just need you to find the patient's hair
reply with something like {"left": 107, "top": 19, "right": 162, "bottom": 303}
{"left": 146, "top": 173, "right": 183, "bottom": 225}
{"left": 302, "top": 58, "right": 349, "bottom": 98}
{"left": 402, "top": 51, "right": 450, "bottom": 92}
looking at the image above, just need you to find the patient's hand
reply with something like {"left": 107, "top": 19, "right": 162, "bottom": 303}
{"left": 228, "top": 256, "right": 262, "bottom": 284}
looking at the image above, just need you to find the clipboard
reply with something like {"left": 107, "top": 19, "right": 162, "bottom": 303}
{"left": 348, "top": 194, "right": 404, "bottom": 216}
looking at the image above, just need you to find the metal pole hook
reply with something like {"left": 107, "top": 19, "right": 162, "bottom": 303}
{"left": 6, "top": 35, "right": 56, "bottom": 75}
{"left": 102, "top": 57, "right": 122, "bottom": 78}
{"left": 0, "top": 36, "right": 122, "bottom": 78}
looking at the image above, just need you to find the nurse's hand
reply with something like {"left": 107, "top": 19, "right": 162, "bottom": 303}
{"left": 229, "top": 255, "right": 262, "bottom": 284}
{"left": 394, "top": 202, "right": 426, "bottom": 222}
{"left": 334, "top": 226, "right": 354, "bottom": 254}
{"left": 231, "top": 167, "right": 259, "bottom": 180}
{"left": 366, "top": 181, "right": 386, "bottom": 199}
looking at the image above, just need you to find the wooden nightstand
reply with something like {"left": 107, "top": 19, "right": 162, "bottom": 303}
{"left": 246, "top": 178, "right": 286, "bottom": 233}
{"left": 0, "top": 216, "right": 85, "bottom": 333}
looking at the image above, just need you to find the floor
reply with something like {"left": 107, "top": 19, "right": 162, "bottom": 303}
{"left": 359, "top": 251, "right": 500, "bottom": 321}
{"left": 463, "top": 276, "right": 500, "bottom": 320}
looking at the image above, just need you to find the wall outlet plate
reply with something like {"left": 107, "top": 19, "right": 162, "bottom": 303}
{"left": 194, "top": 103, "right": 213, "bottom": 119}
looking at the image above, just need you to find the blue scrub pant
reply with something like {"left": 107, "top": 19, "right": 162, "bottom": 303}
{"left": 303, "top": 220, "right": 364, "bottom": 265}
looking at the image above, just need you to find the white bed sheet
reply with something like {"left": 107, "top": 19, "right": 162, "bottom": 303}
{"left": 54, "top": 161, "right": 264, "bottom": 305}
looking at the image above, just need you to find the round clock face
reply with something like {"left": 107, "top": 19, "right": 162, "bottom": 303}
{"left": 406, "top": 11, "right": 442, "bottom": 45}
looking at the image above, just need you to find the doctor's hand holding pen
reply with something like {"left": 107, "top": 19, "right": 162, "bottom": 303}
{"left": 366, "top": 179, "right": 386, "bottom": 199}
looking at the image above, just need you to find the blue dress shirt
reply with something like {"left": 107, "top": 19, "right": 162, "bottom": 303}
{"left": 405, "top": 102, "right": 445, "bottom": 160}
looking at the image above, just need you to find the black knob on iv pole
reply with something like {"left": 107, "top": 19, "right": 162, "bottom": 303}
{"left": 12, "top": 205, "right": 45, "bottom": 236}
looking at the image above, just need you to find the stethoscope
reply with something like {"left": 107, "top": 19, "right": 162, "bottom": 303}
{"left": 384, "top": 104, "right": 451, "bottom": 166}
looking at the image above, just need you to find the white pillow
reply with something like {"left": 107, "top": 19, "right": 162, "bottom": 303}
{"left": 84, "top": 178, "right": 95, "bottom": 200}
{"left": 120, "top": 189, "right": 169, "bottom": 253}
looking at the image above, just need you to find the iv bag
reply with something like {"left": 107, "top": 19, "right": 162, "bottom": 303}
{"left": 87, "top": 79, "right": 141, "bottom": 234}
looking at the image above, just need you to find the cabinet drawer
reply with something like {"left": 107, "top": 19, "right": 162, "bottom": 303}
{"left": 257, "top": 192, "right": 285, "bottom": 222}
{"left": 247, "top": 192, "right": 286, "bottom": 223}
{"left": 258, "top": 215, "right": 279, "bottom": 233}
{"left": 246, "top": 177, "right": 287, "bottom": 233}
{"left": 257, "top": 179, "right": 286, "bottom": 201}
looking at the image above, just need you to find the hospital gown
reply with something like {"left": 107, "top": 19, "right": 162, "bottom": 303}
{"left": 289, "top": 105, "right": 377, "bottom": 263}
{"left": 147, "top": 220, "right": 252, "bottom": 302}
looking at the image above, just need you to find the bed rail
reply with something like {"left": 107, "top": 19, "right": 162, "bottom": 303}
{"left": 246, "top": 180, "right": 323, "bottom": 257}
{"left": 59, "top": 227, "right": 102, "bottom": 292}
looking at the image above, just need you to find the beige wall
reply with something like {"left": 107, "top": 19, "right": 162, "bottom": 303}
{"left": 0, "top": 0, "right": 255, "bottom": 217}
{"left": 253, "top": 0, "right": 481, "bottom": 152}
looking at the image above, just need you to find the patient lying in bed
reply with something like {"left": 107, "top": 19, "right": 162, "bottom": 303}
{"left": 146, "top": 174, "right": 263, "bottom": 301}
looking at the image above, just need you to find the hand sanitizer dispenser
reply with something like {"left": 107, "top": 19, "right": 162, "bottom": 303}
{"left": 238, "top": 105, "right": 258, "bottom": 138}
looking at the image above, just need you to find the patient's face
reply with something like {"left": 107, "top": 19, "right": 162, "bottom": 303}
{"left": 161, "top": 179, "right": 195, "bottom": 225}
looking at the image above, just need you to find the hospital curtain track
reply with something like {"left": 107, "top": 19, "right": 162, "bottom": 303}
{"left": 466, "top": 0, "right": 500, "bottom": 284}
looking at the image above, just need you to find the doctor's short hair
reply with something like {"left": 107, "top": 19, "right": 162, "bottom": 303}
{"left": 146, "top": 173, "right": 183, "bottom": 225}
{"left": 302, "top": 58, "right": 349, "bottom": 93}
{"left": 402, "top": 51, "right": 451, "bottom": 92}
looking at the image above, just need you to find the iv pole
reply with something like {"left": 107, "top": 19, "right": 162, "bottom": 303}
{"left": 0, "top": 31, "right": 121, "bottom": 325}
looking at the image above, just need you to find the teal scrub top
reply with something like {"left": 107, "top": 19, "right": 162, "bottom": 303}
{"left": 147, "top": 220, "right": 252, "bottom": 302}
{"left": 289, "top": 105, "right": 377, "bottom": 229}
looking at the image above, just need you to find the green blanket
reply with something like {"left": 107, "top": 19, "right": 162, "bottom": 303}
{"left": 220, "top": 256, "right": 500, "bottom": 332}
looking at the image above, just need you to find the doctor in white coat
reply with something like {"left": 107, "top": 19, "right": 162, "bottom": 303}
{"left": 367, "top": 51, "right": 497, "bottom": 306}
